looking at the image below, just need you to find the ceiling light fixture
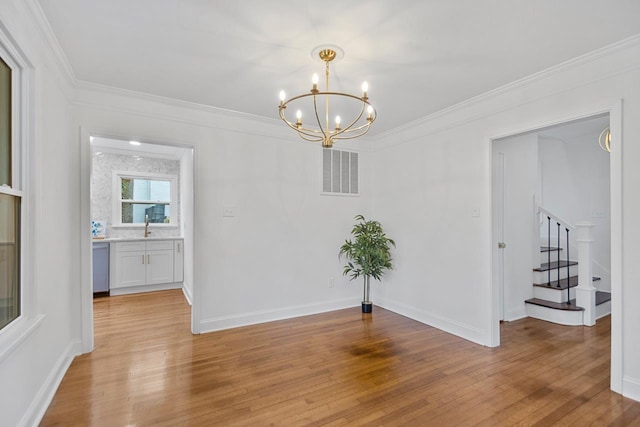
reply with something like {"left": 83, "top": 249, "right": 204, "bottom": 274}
{"left": 129, "top": 140, "right": 141, "bottom": 146}
{"left": 598, "top": 127, "right": 611, "bottom": 152}
{"left": 278, "top": 47, "right": 377, "bottom": 148}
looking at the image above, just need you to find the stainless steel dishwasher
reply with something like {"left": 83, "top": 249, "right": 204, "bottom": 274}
{"left": 92, "top": 242, "right": 110, "bottom": 295}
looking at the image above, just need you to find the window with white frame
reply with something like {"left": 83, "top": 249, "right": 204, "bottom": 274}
{"left": 0, "top": 53, "right": 21, "bottom": 331}
{"left": 113, "top": 171, "right": 178, "bottom": 226}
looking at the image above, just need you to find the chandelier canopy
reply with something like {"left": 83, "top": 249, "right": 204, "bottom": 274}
{"left": 278, "top": 47, "right": 377, "bottom": 148}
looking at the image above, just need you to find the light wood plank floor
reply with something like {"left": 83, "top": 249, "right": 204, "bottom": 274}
{"left": 41, "top": 290, "right": 640, "bottom": 426}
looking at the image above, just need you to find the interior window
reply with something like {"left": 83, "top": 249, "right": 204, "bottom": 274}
{"left": 116, "top": 173, "right": 177, "bottom": 225}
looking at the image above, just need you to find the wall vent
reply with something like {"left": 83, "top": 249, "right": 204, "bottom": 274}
{"left": 323, "top": 148, "right": 358, "bottom": 195}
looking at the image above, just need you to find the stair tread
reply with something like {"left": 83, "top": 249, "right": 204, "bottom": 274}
{"left": 525, "top": 298, "right": 584, "bottom": 311}
{"left": 540, "top": 246, "right": 563, "bottom": 253}
{"left": 533, "top": 276, "right": 601, "bottom": 290}
{"left": 533, "top": 260, "right": 578, "bottom": 272}
{"left": 596, "top": 291, "right": 611, "bottom": 306}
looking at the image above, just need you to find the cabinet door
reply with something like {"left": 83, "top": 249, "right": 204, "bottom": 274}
{"left": 174, "top": 240, "right": 184, "bottom": 282}
{"left": 146, "top": 249, "right": 175, "bottom": 285}
{"left": 112, "top": 250, "right": 146, "bottom": 289}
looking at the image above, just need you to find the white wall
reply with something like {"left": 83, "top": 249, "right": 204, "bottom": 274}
{"left": 370, "top": 37, "right": 640, "bottom": 401}
{"left": 72, "top": 89, "right": 369, "bottom": 333}
{"left": 0, "top": 1, "right": 81, "bottom": 425}
{"left": 539, "top": 133, "right": 611, "bottom": 290}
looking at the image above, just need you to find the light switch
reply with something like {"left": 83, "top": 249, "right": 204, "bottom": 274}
{"left": 223, "top": 206, "right": 236, "bottom": 217}
{"left": 471, "top": 208, "right": 480, "bottom": 218}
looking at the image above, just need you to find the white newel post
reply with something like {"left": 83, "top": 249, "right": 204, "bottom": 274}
{"left": 575, "top": 222, "right": 596, "bottom": 326}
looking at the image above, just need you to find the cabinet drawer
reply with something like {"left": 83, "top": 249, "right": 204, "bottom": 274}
{"left": 114, "top": 241, "right": 146, "bottom": 252}
{"left": 146, "top": 240, "right": 174, "bottom": 251}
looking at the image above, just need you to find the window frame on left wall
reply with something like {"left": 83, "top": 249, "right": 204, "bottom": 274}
{"left": 0, "top": 30, "right": 34, "bottom": 346}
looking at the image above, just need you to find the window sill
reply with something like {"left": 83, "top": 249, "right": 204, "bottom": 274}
{"left": 0, "top": 313, "right": 45, "bottom": 364}
{"left": 111, "top": 224, "right": 179, "bottom": 229}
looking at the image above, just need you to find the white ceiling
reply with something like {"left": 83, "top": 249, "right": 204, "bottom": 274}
{"left": 38, "top": 1, "right": 640, "bottom": 135}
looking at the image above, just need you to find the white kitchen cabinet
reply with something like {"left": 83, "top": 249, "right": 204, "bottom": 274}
{"left": 111, "top": 239, "right": 182, "bottom": 290}
{"left": 174, "top": 240, "right": 184, "bottom": 282}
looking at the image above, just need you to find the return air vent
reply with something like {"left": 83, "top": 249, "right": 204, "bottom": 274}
{"left": 322, "top": 148, "right": 358, "bottom": 195}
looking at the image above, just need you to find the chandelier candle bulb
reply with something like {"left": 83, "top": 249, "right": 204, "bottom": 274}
{"left": 367, "top": 105, "right": 374, "bottom": 120}
{"left": 312, "top": 73, "right": 319, "bottom": 93}
{"left": 335, "top": 115, "right": 341, "bottom": 130}
{"left": 296, "top": 110, "right": 302, "bottom": 127}
{"left": 279, "top": 90, "right": 286, "bottom": 107}
{"left": 361, "top": 81, "right": 368, "bottom": 99}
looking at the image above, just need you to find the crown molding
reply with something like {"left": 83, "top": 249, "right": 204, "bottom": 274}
{"left": 23, "top": 0, "right": 77, "bottom": 87}
{"left": 372, "top": 33, "right": 640, "bottom": 147}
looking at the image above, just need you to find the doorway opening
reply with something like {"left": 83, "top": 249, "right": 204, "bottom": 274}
{"left": 81, "top": 133, "right": 196, "bottom": 353}
{"left": 490, "top": 104, "right": 622, "bottom": 394}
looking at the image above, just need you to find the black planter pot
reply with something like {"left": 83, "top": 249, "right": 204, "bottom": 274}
{"left": 362, "top": 302, "right": 372, "bottom": 313}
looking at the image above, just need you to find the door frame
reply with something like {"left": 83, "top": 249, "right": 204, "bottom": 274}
{"left": 79, "top": 128, "right": 198, "bottom": 353}
{"left": 488, "top": 100, "right": 622, "bottom": 394}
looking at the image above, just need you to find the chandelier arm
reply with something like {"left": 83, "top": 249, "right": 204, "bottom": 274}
{"left": 334, "top": 102, "right": 366, "bottom": 137}
{"left": 279, "top": 110, "right": 325, "bottom": 142}
{"left": 312, "top": 94, "right": 328, "bottom": 141}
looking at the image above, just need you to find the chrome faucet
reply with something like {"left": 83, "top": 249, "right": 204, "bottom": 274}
{"left": 144, "top": 215, "right": 151, "bottom": 238}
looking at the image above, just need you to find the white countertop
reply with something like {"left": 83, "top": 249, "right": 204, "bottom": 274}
{"left": 93, "top": 236, "right": 183, "bottom": 243}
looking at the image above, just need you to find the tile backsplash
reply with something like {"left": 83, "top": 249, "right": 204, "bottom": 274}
{"left": 92, "top": 151, "right": 181, "bottom": 239}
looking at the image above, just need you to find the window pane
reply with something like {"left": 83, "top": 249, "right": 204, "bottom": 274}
{"left": 121, "top": 177, "right": 133, "bottom": 200}
{"left": 122, "top": 202, "right": 170, "bottom": 224}
{"left": 0, "top": 57, "right": 10, "bottom": 187}
{"left": 0, "top": 193, "right": 20, "bottom": 330}
{"left": 127, "top": 178, "right": 170, "bottom": 202}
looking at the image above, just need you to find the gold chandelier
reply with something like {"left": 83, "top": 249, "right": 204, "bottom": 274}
{"left": 598, "top": 127, "right": 611, "bottom": 152}
{"left": 278, "top": 48, "right": 377, "bottom": 148}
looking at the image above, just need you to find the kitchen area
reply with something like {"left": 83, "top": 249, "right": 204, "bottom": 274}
{"left": 90, "top": 136, "right": 193, "bottom": 301}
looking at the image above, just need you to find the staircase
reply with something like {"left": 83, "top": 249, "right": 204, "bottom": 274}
{"left": 525, "top": 245, "right": 611, "bottom": 325}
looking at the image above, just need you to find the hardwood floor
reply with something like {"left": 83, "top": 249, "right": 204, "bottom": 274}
{"left": 41, "top": 290, "right": 640, "bottom": 426}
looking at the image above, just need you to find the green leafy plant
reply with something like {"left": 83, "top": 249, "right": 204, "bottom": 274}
{"left": 339, "top": 215, "right": 395, "bottom": 308}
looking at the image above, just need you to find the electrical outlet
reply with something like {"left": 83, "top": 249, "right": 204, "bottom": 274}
{"left": 223, "top": 206, "right": 236, "bottom": 217}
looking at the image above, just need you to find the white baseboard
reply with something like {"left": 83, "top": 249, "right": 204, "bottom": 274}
{"left": 109, "top": 282, "right": 181, "bottom": 296}
{"left": 505, "top": 306, "right": 527, "bottom": 322}
{"left": 623, "top": 376, "right": 640, "bottom": 403}
{"left": 199, "top": 298, "right": 359, "bottom": 333}
{"left": 20, "top": 340, "right": 82, "bottom": 427}
{"left": 182, "top": 283, "right": 193, "bottom": 306}
{"left": 375, "top": 297, "right": 487, "bottom": 346}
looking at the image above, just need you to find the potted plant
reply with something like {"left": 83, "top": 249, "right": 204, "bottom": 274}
{"left": 339, "top": 215, "right": 395, "bottom": 313}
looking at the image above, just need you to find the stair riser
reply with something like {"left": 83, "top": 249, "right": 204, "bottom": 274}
{"left": 533, "top": 265, "right": 579, "bottom": 284}
{"left": 533, "top": 286, "right": 575, "bottom": 303}
{"left": 540, "top": 251, "right": 563, "bottom": 265}
{"left": 525, "top": 303, "right": 584, "bottom": 326}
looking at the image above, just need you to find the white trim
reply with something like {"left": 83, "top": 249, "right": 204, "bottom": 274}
{"left": 376, "top": 297, "right": 487, "bottom": 346}
{"left": 182, "top": 284, "right": 192, "bottom": 306}
{"left": 109, "top": 282, "right": 181, "bottom": 296}
{"left": 79, "top": 127, "right": 93, "bottom": 353}
{"left": 373, "top": 34, "right": 640, "bottom": 146}
{"left": 623, "top": 376, "right": 640, "bottom": 403}
{"left": 199, "top": 298, "right": 358, "bottom": 334}
{"left": 17, "top": 339, "right": 82, "bottom": 427}
{"left": 609, "top": 100, "right": 623, "bottom": 394}
{"left": 0, "top": 314, "right": 43, "bottom": 364}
